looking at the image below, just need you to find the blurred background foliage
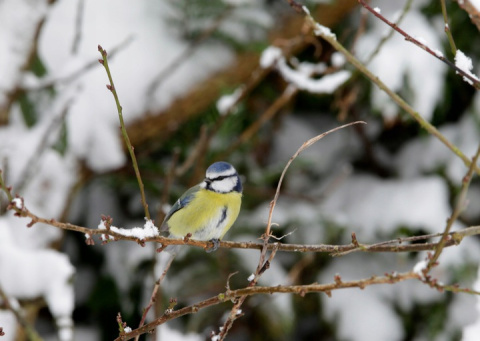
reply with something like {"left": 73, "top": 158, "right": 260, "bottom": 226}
{"left": 2, "top": 0, "right": 480, "bottom": 340}
{"left": 67, "top": 1, "right": 478, "bottom": 340}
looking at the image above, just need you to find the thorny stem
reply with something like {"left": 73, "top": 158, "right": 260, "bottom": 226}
{"left": 97, "top": 45, "right": 151, "bottom": 220}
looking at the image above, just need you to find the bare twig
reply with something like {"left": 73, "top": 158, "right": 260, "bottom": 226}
{"left": 15, "top": 98, "right": 72, "bottom": 194}
{"left": 457, "top": 0, "right": 480, "bottom": 32}
{"left": 223, "top": 84, "right": 298, "bottom": 157}
{"left": 22, "top": 37, "right": 133, "bottom": 91}
{"left": 134, "top": 254, "right": 175, "bottom": 341}
{"left": 2, "top": 172, "right": 479, "bottom": 254}
{"left": 440, "top": 0, "right": 457, "bottom": 55}
{"left": 0, "top": 286, "right": 43, "bottom": 341}
{"left": 217, "top": 242, "right": 279, "bottom": 340}
{"left": 364, "top": 0, "right": 413, "bottom": 64}
{"left": 299, "top": 7, "right": 480, "bottom": 175}
{"left": 358, "top": 0, "right": 479, "bottom": 88}
{"left": 427, "top": 144, "right": 480, "bottom": 271}
{"left": 146, "top": 5, "right": 234, "bottom": 103}
{"left": 98, "top": 45, "right": 151, "bottom": 220}
{"left": 71, "top": 0, "right": 85, "bottom": 54}
{"left": 266, "top": 121, "right": 366, "bottom": 236}
{"left": 115, "top": 268, "right": 480, "bottom": 340}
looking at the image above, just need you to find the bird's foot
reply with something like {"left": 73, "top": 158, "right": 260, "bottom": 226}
{"left": 206, "top": 238, "right": 220, "bottom": 253}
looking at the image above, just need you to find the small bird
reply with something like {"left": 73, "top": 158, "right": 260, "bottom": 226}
{"left": 161, "top": 161, "right": 242, "bottom": 253}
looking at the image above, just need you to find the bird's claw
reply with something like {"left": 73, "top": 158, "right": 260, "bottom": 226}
{"left": 206, "top": 238, "right": 220, "bottom": 253}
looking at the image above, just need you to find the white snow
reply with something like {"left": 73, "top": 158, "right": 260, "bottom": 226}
{"left": 331, "top": 52, "right": 346, "bottom": 67}
{"left": 455, "top": 50, "right": 480, "bottom": 85}
{"left": 462, "top": 265, "right": 480, "bottom": 340}
{"left": 413, "top": 259, "right": 428, "bottom": 279}
{"left": 260, "top": 46, "right": 282, "bottom": 68}
{"left": 433, "top": 48, "right": 444, "bottom": 58}
{"left": 277, "top": 58, "right": 350, "bottom": 94}
{"left": 98, "top": 218, "right": 159, "bottom": 240}
{"left": 313, "top": 23, "right": 336, "bottom": 39}
{"left": 470, "top": 0, "right": 480, "bottom": 12}
{"left": 0, "top": 219, "right": 75, "bottom": 338}
{"left": 11, "top": 198, "right": 22, "bottom": 210}
{"left": 414, "top": 35, "right": 428, "bottom": 45}
{"left": 157, "top": 324, "right": 202, "bottom": 341}
{"left": 373, "top": 7, "right": 381, "bottom": 14}
{"left": 302, "top": 5, "right": 311, "bottom": 15}
{"left": 216, "top": 87, "right": 243, "bottom": 115}
{"left": 0, "top": 0, "right": 49, "bottom": 109}
{"left": 321, "top": 175, "right": 451, "bottom": 239}
{"left": 357, "top": 10, "right": 446, "bottom": 121}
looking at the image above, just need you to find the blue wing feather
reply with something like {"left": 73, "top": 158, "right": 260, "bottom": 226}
{"left": 161, "top": 185, "right": 200, "bottom": 232}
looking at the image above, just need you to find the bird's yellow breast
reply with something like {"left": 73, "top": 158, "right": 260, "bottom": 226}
{"left": 167, "top": 188, "right": 242, "bottom": 241}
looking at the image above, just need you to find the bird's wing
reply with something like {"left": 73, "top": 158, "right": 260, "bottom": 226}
{"left": 160, "top": 185, "right": 200, "bottom": 232}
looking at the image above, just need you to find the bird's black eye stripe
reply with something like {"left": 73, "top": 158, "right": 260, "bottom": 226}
{"left": 208, "top": 174, "right": 234, "bottom": 182}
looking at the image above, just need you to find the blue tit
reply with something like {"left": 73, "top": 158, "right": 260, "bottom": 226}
{"left": 161, "top": 161, "right": 242, "bottom": 252}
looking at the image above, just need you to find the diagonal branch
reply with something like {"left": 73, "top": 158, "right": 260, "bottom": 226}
{"left": 358, "top": 0, "right": 479, "bottom": 88}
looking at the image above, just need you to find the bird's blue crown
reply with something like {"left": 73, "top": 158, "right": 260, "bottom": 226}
{"left": 205, "top": 162, "right": 242, "bottom": 193}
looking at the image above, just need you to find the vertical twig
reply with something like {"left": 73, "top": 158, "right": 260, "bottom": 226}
{"left": 265, "top": 121, "right": 366, "bottom": 236}
{"left": 71, "top": 0, "right": 85, "bottom": 54}
{"left": 97, "top": 45, "right": 151, "bottom": 220}
{"left": 440, "top": 0, "right": 457, "bottom": 56}
{"left": 427, "top": 144, "right": 480, "bottom": 271}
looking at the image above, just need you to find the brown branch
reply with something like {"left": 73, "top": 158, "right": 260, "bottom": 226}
{"left": 217, "top": 241, "right": 279, "bottom": 340}
{"left": 457, "top": 0, "right": 480, "bottom": 32}
{"left": 300, "top": 7, "right": 480, "bottom": 175}
{"left": 427, "top": 144, "right": 480, "bottom": 271}
{"left": 1, "top": 175, "right": 479, "bottom": 255}
{"left": 113, "top": 271, "right": 431, "bottom": 340}
{"left": 358, "top": 0, "right": 480, "bottom": 89}
{"left": 0, "top": 286, "right": 43, "bottom": 341}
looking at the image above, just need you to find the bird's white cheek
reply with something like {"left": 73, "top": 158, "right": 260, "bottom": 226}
{"left": 212, "top": 178, "right": 237, "bottom": 193}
